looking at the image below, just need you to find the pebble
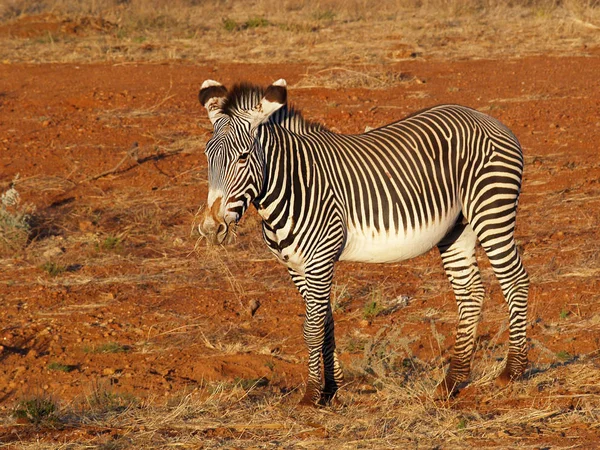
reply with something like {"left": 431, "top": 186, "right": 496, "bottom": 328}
{"left": 42, "top": 246, "right": 64, "bottom": 259}
{"left": 248, "top": 299, "right": 261, "bottom": 316}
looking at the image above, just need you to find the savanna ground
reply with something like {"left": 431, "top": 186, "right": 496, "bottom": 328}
{"left": 1, "top": 0, "right": 600, "bottom": 448}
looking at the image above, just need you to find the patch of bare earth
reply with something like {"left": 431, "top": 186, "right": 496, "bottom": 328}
{"left": 0, "top": 2, "right": 599, "bottom": 448}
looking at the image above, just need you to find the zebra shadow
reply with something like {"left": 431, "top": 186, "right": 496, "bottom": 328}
{"left": 523, "top": 354, "right": 589, "bottom": 383}
{"left": 0, "top": 330, "right": 53, "bottom": 403}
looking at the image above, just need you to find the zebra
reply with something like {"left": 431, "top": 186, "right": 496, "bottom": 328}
{"left": 197, "top": 78, "right": 529, "bottom": 405}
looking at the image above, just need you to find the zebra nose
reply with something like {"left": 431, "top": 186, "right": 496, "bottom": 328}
{"left": 199, "top": 217, "right": 223, "bottom": 244}
{"left": 198, "top": 211, "right": 233, "bottom": 245}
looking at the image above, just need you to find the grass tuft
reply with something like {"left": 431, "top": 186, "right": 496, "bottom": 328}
{"left": 48, "top": 362, "right": 77, "bottom": 373}
{"left": 222, "top": 16, "right": 270, "bottom": 32}
{"left": 0, "top": 175, "right": 35, "bottom": 255}
{"left": 296, "top": 68, "right": 415, "bottom": 89}
{"left": 84, "top": 342, "right": 130, "bottom": 354}
{"left": 86, "top": 382, "right": 139, "bottom": 416}
{"left": 99, "top": 235, "right": 122, "bottom": 251}
{"left": 40, "top": 261, "right": 66, "bottom": 277}
{"left": 13, "top": 396, "right": 59, "bottom": 425}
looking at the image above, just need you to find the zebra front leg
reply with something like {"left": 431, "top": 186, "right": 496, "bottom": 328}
{"left": 320, "top": 302, "right": 343, "bottom": 405}
{"left": 299, "top": 298, "right": 328, "bottom": 405}
{"left": 289, "top": 265, "right": 338, "bottom": 406}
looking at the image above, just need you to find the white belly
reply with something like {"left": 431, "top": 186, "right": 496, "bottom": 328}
{"left": 339, "top": 210, "right": 460, "bottom": 263}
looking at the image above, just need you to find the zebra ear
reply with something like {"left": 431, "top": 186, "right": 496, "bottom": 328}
{"left": 250, "top": 79, "right": 287, "bottom": 127}
{"left": 199, "top": 80, "right": 228, "bottom": 125}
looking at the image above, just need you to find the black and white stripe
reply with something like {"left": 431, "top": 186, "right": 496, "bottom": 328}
{"left": 198, "top": 80, "right": 529, "bottom": 404}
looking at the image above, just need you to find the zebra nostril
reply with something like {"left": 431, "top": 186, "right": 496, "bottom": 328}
{"left": 216, "top": 223, "right": 226, "bottom": 236}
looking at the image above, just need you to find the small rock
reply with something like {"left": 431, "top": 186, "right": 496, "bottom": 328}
{"left": 103, "top": 368, "right": 115, "bottom": 376}
{"left": 43, "top": 246, "right": 64, "bottom": 259}
{"left": 248, "top": 299, "right": 261, "bottom": 317}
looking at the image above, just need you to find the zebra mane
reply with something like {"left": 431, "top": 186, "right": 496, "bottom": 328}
{"left": 221, "top": 83, "right": 326, "bottom": 135}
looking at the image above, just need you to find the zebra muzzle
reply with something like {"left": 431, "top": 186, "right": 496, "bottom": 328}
{"left": 198, "top": 203, "right": 237, "bottom": 245}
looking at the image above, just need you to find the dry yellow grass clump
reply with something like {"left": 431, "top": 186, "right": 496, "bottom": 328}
{"left": 0, "top": 0, "right": 599, "bottom": 63}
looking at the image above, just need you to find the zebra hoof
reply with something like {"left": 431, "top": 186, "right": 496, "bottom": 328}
{"left": 298, "top": 381, "right": 321, "bottom": 407}
{"left": 496, "top": 365, "right": 525, "bottom": 387}
{"left": 435, "top": 377, "right": 466, "bottom": 400}
{"left": 318, "top": 390, "right": 340, "bottom": 407}
{"left": 298, "top": 395, "right": 318, "bottom": 407}
{"left": 496, "top": 352, "right": 527, "bottom": 387}
{"left": 495, "top": 371, "right": 512, "bottom": 388}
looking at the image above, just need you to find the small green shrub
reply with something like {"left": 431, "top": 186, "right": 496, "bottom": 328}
{"left": 222, "top": 17, "right": 238, "bottom": 32}
{"left": 100, "top": 235, "right": 122, "bottom": 251}
{"left": 13, "top": 396, "right": 58, "bottom": 425}
{"left": 222, "top": 17, "right": 270, "bottom": 32}
{"left": 363, "top": 300, "right": 383, "bottom": 320}
{"left": 556, "top": 350, "right": 573, "bottom": 361}
{"left": 245, "top": 17, "right": 270, "bottom": 28}
{"left": 41, "top": 261, "right": 66, "bottom": 277}
{"left": 234, "top": 377, "right": 269, "bottom": 390}
{"left": 87, "top": 383, "right": 138, "bottom": 415}
{"left": 48, "top": 362, "right": 76, "bottom": 372}
{"left": 84, "top": 342, "right": 130, "bottom": 354}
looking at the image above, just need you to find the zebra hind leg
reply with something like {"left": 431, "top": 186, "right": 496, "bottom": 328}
{"left": 481, "top": 238, "right": 529, "bottom": 386}
{"left": 468, "top": 185, "right": 530, "bottom": 386}
{"left": 437, "top": 220, "right": 485, "bottom": 397}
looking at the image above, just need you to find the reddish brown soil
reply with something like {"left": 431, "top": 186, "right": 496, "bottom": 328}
{"left": 0, "top": 56, "right": 599, "bottom": 445}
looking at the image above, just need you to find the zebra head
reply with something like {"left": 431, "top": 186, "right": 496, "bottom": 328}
{"left": 197, "top": 79, "right": 287, "bottom": 245}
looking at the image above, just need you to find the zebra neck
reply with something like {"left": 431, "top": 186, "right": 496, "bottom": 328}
{"left": 253, "top": 125, "right": 304, "bottom": 223}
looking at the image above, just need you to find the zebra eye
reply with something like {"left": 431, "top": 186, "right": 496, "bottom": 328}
{"left": 238, "top": 152, "right": 250, "bottom": 163}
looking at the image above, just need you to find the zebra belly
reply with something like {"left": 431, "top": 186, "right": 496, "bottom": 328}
{"left": 339, "top": 211, "right": 460, "bottom": 263}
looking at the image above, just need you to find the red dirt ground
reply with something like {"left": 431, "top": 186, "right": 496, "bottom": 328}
{"left": 0, "top": 55, "right": 599, "bottom": 446}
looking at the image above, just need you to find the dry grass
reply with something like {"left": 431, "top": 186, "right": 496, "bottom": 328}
{"left": 295, "top": 67, "right": 417, "bottom": 89}
{"left": 3, "top": 356, "right": 599, "bottom": 448}
{"left": 1, "top": 3, "right": 599, "bottom": 447}
{"left": 0, "top": 0, "right": 599, "bottom": 65}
